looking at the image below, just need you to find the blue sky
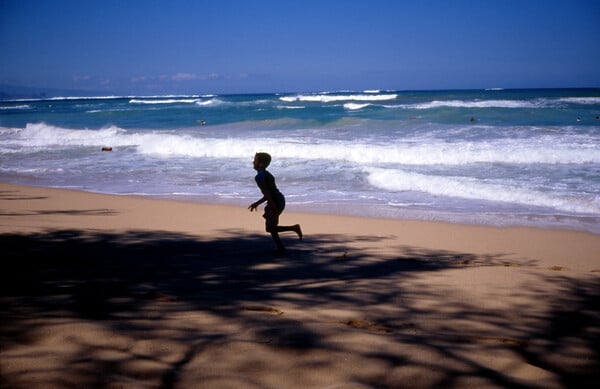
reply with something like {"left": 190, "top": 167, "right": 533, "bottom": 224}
{"left": 1, "top": 0, "right": 599, "bottom": 94}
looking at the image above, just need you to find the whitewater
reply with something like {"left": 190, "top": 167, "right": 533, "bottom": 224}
{"left": 1, "top": 88, "right": 599, "bottom": 233}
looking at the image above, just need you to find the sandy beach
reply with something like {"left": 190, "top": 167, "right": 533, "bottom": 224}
{"left": 1, "top": 181, "right": 599, "bottom": 388}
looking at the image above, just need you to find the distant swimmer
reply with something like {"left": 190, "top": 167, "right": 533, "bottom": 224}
{"left": 470, "top": 117, "right": 476, "bottom": 122}
{"left": 198, "top": 120, "right": 206, "bottom": 126}
{"left": 576, "top": 117, "right": 581, "bottom": 122}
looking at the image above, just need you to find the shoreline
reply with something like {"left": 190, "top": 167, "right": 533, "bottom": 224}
{"left": 2, "top": 180, "right": 599, "bottom": 388}
{"left": 4, "top": 176, "right": 599, "bottom": 235}
{"left": 4, "top": 178, "right": 600, "bottom": 232}
{"left": 2, "top": 180, "right": 599, "bottom": 268}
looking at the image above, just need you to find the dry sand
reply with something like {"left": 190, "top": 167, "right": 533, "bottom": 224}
{"left": 1, "top": 181, "right": 599, "bottom": 388}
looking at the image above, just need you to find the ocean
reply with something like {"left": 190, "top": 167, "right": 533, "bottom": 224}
{"left": 1, "top": 88, "right": 599, "bottom": 233}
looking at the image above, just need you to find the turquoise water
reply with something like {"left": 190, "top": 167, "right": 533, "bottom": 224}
{"left": 1, "top": 88, "right": 599, "bottom": 232}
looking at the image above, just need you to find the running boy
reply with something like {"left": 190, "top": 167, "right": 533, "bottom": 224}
{"left": 248, "top": 152, "right": 302, "bottom": 253}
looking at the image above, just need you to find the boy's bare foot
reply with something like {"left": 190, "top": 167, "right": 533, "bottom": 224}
{"left": 294, "top": 224, "right": 303, "bottom": 240}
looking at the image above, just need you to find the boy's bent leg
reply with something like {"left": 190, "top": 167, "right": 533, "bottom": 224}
{"left": 277, "top": 224, "right": 303, "bottom": 240}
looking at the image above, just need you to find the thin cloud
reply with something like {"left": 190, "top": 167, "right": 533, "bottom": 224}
{"left": 72, "top": 75, "right": 91, "bottom": 82}
{"left": 171, "top": 73, "right": 200, "bottom": 81}
{"left": 171, "top": 73, "right": 221, "bottom": 81}
{"left": 132, "top": 73, "right": 223, "bottom": 83}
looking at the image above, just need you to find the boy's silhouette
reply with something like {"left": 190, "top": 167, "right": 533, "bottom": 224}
{"left": 248, "top": 152, "right": 302, "bottom": 253}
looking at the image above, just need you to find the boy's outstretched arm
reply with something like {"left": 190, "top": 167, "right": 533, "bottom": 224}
{"left": 248, "top": 196, "right": 266, "bottom": 212}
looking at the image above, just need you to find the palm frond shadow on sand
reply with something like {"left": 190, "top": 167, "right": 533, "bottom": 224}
{"left": 1, "top": 229, "right": 598, "bottom": 388}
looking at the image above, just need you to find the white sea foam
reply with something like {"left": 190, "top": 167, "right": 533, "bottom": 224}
{"left": 0, "top": 123, "right": 129, "bottom": 150}
{"left": 136, "top": 134, "right": 599, "bottom": 166}
{"left": 277, "top": 105, "right": 306, "bottom": 110}
{"left": 195, "top": 98, "right": 224, "bottom": 106}
{"left": 0, "top": 104, "right": 31, "bottom": 110}
{"left": 45, "top": 96, "right": 126, "bottom": 101}
{"left": 391, "top": 96, "right": 600, "bottom": 110}
{"left": 344, "top": 103, "right": 370, "bottom": 110}
{"left": 400, "top": 99, "right": 544, "bottom": 109}
{"left": 129, "top": 98, "right": 199, "bottom": 104}
{"left": 3, "top": 123, "right": 599, "bottom": 166}
{"left": 13, "top": 95, "right": 201, "bottom": 102}
{"left": 280, "top": 93, "right": 398, "bottom": 103}
{"left": 0, "top": 127, "right": 22, "bottom": 135}
{"left": 558, "top": 97, "right": 600, "bottom": 104}
{"left": 0, "top": 166, "right": 65, "bottom": 174}
{"left": 365, "top": 167, "right": 600, "bottom": 214}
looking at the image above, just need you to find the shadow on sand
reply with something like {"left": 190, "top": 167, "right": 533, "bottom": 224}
{"left": 1, "top": 228, "right": 598, "bottom": 388}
